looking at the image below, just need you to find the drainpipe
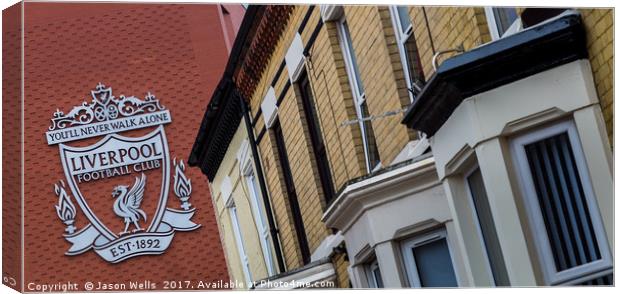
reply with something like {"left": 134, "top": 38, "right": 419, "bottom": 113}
{"left": 239, "top": 93, "right": 287, "bottom": 274}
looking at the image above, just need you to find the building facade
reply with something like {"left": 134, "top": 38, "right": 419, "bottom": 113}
{"left": 190, "top": 5, "right": 613, "bottom": 288}
{"left": 3, "top": 2, "right": 244, "bottom": 292}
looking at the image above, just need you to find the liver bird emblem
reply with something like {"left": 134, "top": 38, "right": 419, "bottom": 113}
{"left": 112, "top": 173, "right": 147, "bottom": 235}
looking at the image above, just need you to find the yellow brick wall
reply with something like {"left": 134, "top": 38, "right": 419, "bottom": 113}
{"left": 579, "top": 9, "right": 613, "bottom": 147}
{"left": 409, "top": 6, "right": 490, "bottom": 79}
{"left": 306, "top": 19, "right": 367, "bottom": 192}
{"left": 243, "top": 4, "right": 614, "bottom": 284}
{"left": 343, "top": 6, "right": 414, "bottom": 165}
{"left": 332, "top": 252, "right": 350, "bottom": 287}
{"left": 249, "top": 6, "right": 336, "bottom": 270}
{"left": 411, "top": 6, "right": 613, "bottom": 145}
{"left": 261, "top": 130, "right": 303, "bottom": 269}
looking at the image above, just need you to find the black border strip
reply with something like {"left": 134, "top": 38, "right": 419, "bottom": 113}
{"left": 255, "top": 127, "right": 267, "bottom": 143}
{"left": 297, "top": 5, "right": 316, "bottom": 34}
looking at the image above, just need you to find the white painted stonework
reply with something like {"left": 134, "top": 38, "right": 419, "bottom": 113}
{"left": 261, "top": 87, "right": 278, "bottom": 129}
{"left": 285, "top": 33, "right": 305, "bottom": 82}
{"left": 430, "top": 59, "right": 612, "bottom": 286}
{"left": 323, "top": 59, "right": 612, "bottom": 287}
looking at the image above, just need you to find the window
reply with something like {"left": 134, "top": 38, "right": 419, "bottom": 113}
{"left": 228, "top": 201, "right": 253, "bottom": 285}
{"left": 243, "top": 164, "right": 277, "bottom": 276}
{"left": 272, "top": 119, "right": 311, "bottom": 264}
{"left": 465, "top": 168, "right": 510, "bottom": 286}
{"left": 511, "top": 121, "right": 612, "bottom": 285}
{"left": 401, "top": 229, "right": 458, "bottom": 287}
{"left": 389, "top": 6, "right": 425, "bottom": 101}
{"left": 298, "top": 71, "right": 335, "bottom": 205}
{"left": 485, "top": 7, "right": 520, "bottom": 40}
{"left": 336, "top": 17, "right": 381, "bottom": 172}
{"left": 365, "top": 259, "right": 384, "bottom": 288}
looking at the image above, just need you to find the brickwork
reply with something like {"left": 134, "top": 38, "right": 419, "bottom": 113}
{"left": 16, "top": 3, "right": 231, "bottom": 290}
{"left": 247, "top": 5, "right": 364, "bottom": 279}
{"left": 237, "top": 4, "right": 613, "bottom": 288}
{"left": 332, "top": 252, "right": 350, "bottom": 288}
{"left": 306, "top": 20, "right": 366, "bottom": 192}
{"left": 342, "top": 6, "right": 415, "bottom": 165}
{"left": 579, "top": 8, "right": 614, "bottom": 147}
{"left": 261, "top": 131, "right": 303, "bottom": 269}
{"left": 409, "top": 6, "right": 490, "bottom": 79}
{"left": 2, "top": 3, "right": 23, "bottom": 291}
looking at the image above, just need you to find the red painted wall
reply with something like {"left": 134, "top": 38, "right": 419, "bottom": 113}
{"left": 16, "top": 3, "right": 242, "bottom": 290}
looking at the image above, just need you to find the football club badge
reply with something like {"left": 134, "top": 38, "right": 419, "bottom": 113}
{"left": 47, "top": 83, "right": 200, "bottom": 263}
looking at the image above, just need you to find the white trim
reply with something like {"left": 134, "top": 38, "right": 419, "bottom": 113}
{"left": 365, "top": 259, "right": 383, "bottom": 288}
{"left": 322, "top": 156, "right": 438, "bottom": 231}
{"left": 391, "top": 137, "right": 430, "bottom": 165}
{"left": 510, "top": 120, "right": 612, "bottom": 285}
{"left": 229, "top": 203, "right": 253, "bottom": 286}
{"left": 285, "top": 33, "right": 306, "bottom": 82}
{"left": 310, "top": 232, "right": 344, "bottom": 262}
{"left": 243, "top": 166, "right": 277, "bottom": 276}
{"left": 320, "top": 5, "right": 343, "bottom": 22}
{"left": 400, "top": 228, "right": 459, "bottom": 287}
{"left": 336, "top": 17, "right": 365, "bottom": 101}
{"left": 236, "top": 139, "right": 250, "bottom": 168}
{"left": 389, "top": 5, "right": 416, "bottom": 102}
{"left": 463, "top": 166, "right": 497, "bottom": 286}
{"left": 221, "top": 176, "right": 233, "bottom": 206}
{"left": 502, "top": 18, "right": 523, "bottom": 38}
{"left": 261, "top": 87, "right": 278, "bottom": 129}
{"left": 484, "top": 7, "right": 520, "bottom": 40}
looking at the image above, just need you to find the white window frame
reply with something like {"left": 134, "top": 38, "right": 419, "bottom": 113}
{"left": 484, "top": 7, "right": 522, "bottom": 40}
{"left": 400, "top": 228, "right": 459, "bottom": 287}
{"left": 510, "top": 120, "right": 612, "bottom": 285}
{"left": 241, "top": 161, "right": 277, "bottom": 276}
{"left": 364, "top": 259, "right": 383, "bottom": 288}
{"left": 464, "top": 166, "right": 499, "bottom": 286}
{"left": 389, "top": 5, "right": 416, "bottom": 103}
{"left": 336, "top": 16, "right": 380, "bottom": 173}
{"left": 227, "top": 200, "right": 253, "bottom": 286}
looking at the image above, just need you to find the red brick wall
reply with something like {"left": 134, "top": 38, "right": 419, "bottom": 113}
{"left": 2, "top": 2, "right": 23, "bottom": 292}
{"left": 18, "top": 3, "right": 235, "bottom": 290}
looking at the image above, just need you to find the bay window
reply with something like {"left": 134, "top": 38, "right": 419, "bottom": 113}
{"left": 365, "top": 259, "right": 384, "bottom": 288}
{"left": 465, "top": 167, "right": 510, "bottom": 286}
{"left": 400, "top": 229, "right": 458, "bottom": 287}
{"left": 511, "top": 120, "right": 612, "bottom": 285}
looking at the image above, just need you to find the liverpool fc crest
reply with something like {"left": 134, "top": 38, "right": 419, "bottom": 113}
{"left": 47, "top": 83, "right": 200, "bottom": 263}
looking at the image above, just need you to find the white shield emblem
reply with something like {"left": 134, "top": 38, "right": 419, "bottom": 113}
{"left": 48, "top": 84, "right": 200, "bottom": 263}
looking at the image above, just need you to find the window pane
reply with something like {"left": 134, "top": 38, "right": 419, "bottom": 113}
{"left": 524, "top": 132, "right": 601, "bottom": 272}
{"left": 230, "top": 205, "right": 252, "bottom": 284}
{"left": 247, "top": 174, "right": 267, "bottom": 226}
{"left": 492, "top": 7, "right": 518, "bottom": 37}
{"left": 299, "top": 73, "right": 335, "bottom": 203}
{"left": 341, "top": 20, "right": 365, "bottom": 97}
{"left": 467, "top": 169, "right": 510, "bottom": 286}
{"left": 396, "top": 6, "right": 412, "bottom": 34}
{"left": 578, "top": 273, "right": 613, "bottom": 285}
{"left": 412, "top": 238, "right": 458, "bottom": 287}
{"left": 373, "top": 267, "right": 384, "bottom": 288}
{"left": 273, "top": 120, "right": 311, "bottom": 265}
{"left": 403, "top": 36, "right": 425, "bottom": 97}
{"left": 359, "top": 101, "right": 381, "bottom": 170}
